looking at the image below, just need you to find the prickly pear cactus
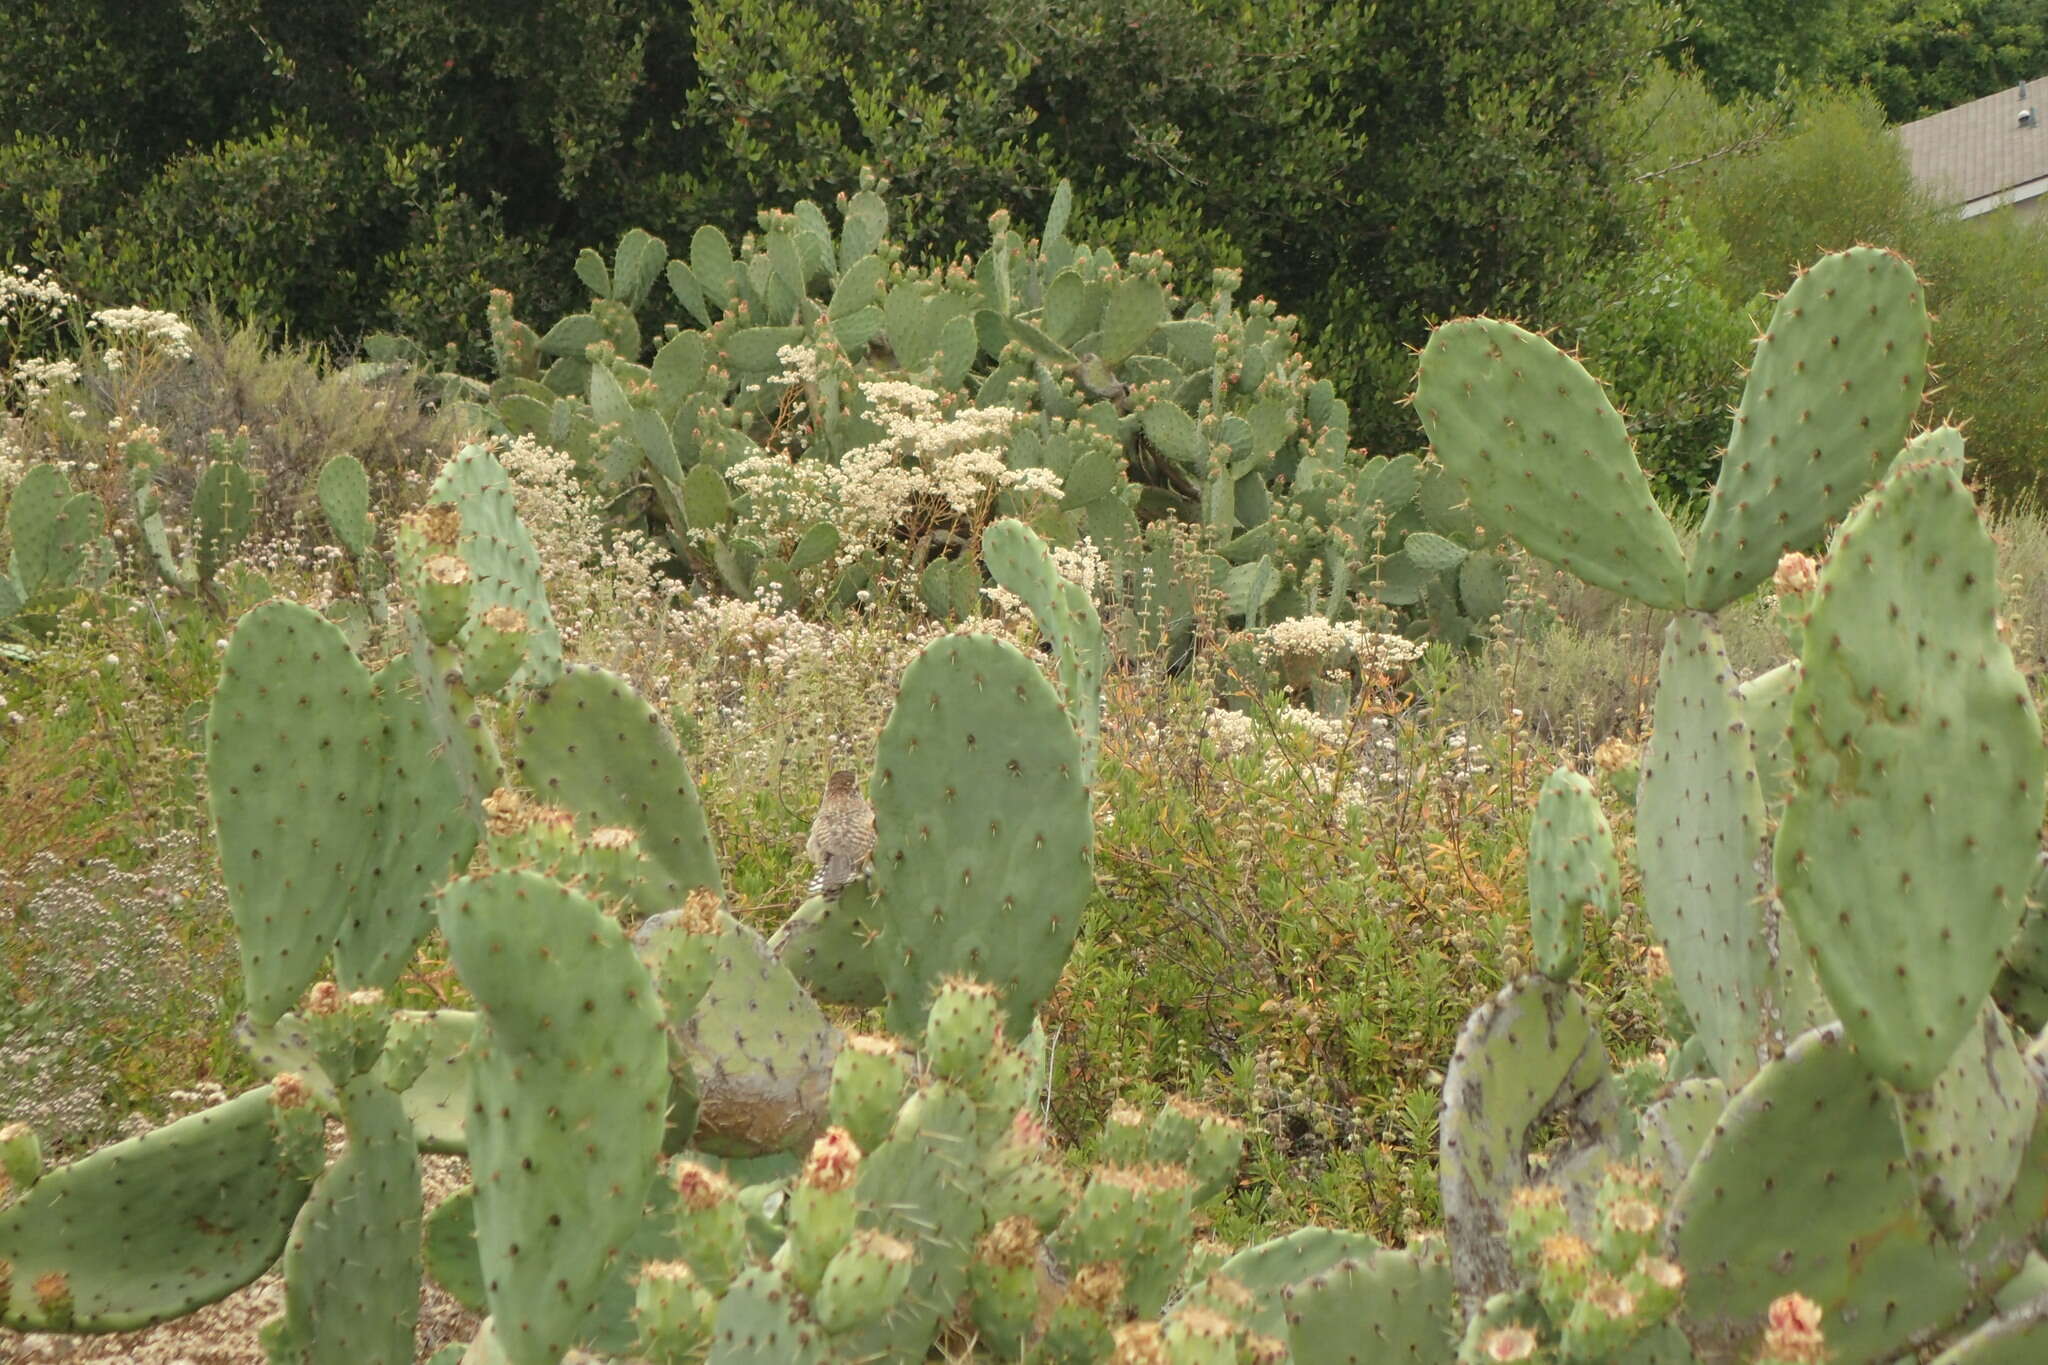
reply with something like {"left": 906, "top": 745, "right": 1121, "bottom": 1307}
{"left": 1776, "top": 456, "right": 2046, "bottom": 1089}
{"left": 869, "top": 632, "right": 1095, "bottom": 1040}
{"left": 0, "top": 1083, "right": 323, "bottom": 1330}
{"left": 437, "top": 871, "right": 669, "bottom": 1365}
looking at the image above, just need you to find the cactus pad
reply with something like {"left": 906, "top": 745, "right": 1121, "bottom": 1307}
{"left": 1414, "top": 318, "right": 1687, "bottom": 608}
{"left": 982, "top": 517, "right": 1106, "bottom": 783}
{"left": 269, "top": 1077, "right": 423, "bottom": 1364}
{"left": 1776, "top": 458, "right": 2046, "bottom": 1089}
{"left": 1280, "top": 1239, "right": 1458, "bottom": 1364}
{"left": 436, "top": 871, "right": 669, "bottom": 1365}
{"left": 1438, "top": 976, "right": 1626, "bottom": 1305}
{"left": 208, "top": 601, "right": 387, "bottom": 1026}
{"left": 1686, "top": 247, "right": 1929, "bottom": 611}
{"left": 869, "top": 633, "right": 1094, "bottom": 1040}
{"left": 428, "top": 444, "right": 563, "bottom": 689}
{"left": 1895, "top": 1004, "right": 2036, "bottom": 1241}
{"left": 770, "top": 885, "right": 886, "bottom": 1008}
{"left": 1527, "top": 766, "right": 1619, "bottom": 981}
{"left": 329, "top": 655, "right": 479, "bottom": 993}
{"left": 1636, "top": 612, "right": 1777, "bottom": 1085}
{"left": 680, "top": 909, "right": 840, "bottom": 1158}
{"left": 517, "top": 666, "right": 723, "bottom": 899}
{"left": 0, "top": 1086, "right": 319, "bottom": 1331}
{"left": 1671, "top": 1024, "right": 2047, "bottom": 1364}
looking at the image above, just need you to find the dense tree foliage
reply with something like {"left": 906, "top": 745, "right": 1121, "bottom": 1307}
{"left": 0, "top": 0, "right": 1677, "bottom": 449}
{"left": 3, "top": 0, "right": 2045, "bottom": 492}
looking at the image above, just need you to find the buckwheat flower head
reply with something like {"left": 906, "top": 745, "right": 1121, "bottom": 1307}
{"left": 91, "top": 306, "right": 195, "bottom": 361}
{"left": 1206, "top": 707, "right": 1257, "bottom": 757}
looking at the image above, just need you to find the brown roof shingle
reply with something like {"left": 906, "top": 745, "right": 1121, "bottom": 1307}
{"left": 1896, "top": 77, "right": 2048, "bottom": 208}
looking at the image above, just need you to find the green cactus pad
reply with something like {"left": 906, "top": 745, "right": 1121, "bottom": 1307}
{"left": 208, "top": 601, "right": 387, "bottom": 1026}
{"left": 382, "top": 1008, "right": 476, "bottom": 1154}
{"left": 769, "top": 884, "right": 886, "bottom": 1009}
{"left": 1736, "top": 659, "right": 1800, "bottom": 813}
{"left": 1414, "top": 317, "right": 1687, "bottom": 608}
{"left": 516, "top": 665, "right": 723, "bottom": 899}
{"left": 704, "top": 1265, "right": 829, "bottom": 1365}
{"left": 1636, "top": 612, "right": 1779, "bottom": 1086}
{"left": 870, "top": 633, "right": 1095, "bottom": 1040}
{"left": 427, "top": 444, "right": 564, "bottom": 690}
{"left": 317, "top": 453, "right": 375, "bottom": 559}
{"left": 270, "top": 1076, "right": 423, "bottom": 1365}
{"left": 1439, "top": 976, "right": 1626, "bottom": 1305}
{"left": 1686, "top": 247, "right": 1929, "bottom": 611}
{"left": 0, "top": 1086, "right": 319, "bottom": 1331}
{"left": 982, "top": 517, "right": 1106, "bottom": 785}
{"left": 1527, "top": 766, "right": 1620, "bottom": 981}
{"left": 836, "top": 1080, "right": 985, "bottom": 1362}
{"left": 1636, "top": 1078, "right": 1728, "bottom": 1187}
{"left": 1201, "top": 1228, "right": 1381, "bottom": 1339}
{"left": 1895, "top": 1004, "right": 2036, "bottom": 1241}
{"left": 1280, "top": 1240, "right": 1458, "bottom": 1364}
{"left": 328, "top": 655, "right": 479, "bottom": 993}
{"left": 422, "top": 1184, "right": 486, "bottom": 1313}
{"left": 436, "top": 871, "right": 669, "bottom": 1365}
{"left": 1671, "top": 1024, "right": 2048, "bottom": 1364}
{"left": 1776, "top": 458, "right": 2046, "bottom": 1090}
{"left": 1892, "top": 423, "right": 1966, "bottom": 478}
{"left": 681, "top": 909, "right": 840, "bottom": 1158}
{"left": 6, "top": 462, "right": 99, "bottom": 597}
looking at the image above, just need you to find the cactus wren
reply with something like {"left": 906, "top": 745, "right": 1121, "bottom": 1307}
{"left": 805, "top": 769, "right": 875, "bottom": 900}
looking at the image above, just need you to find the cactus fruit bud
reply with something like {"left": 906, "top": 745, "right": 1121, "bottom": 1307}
{"left": 1506, "top": 1183, "right": 1569, "bottom": 1268}
{"left": 0, "top": 1121, "right": 42, "bottom": 1203}
{"left": 297, "top": 980, "right": 391, "bottom": 1082}
{"left": 968, "top": 1216, "right": 1043, "bottom": 1357}
{"left": 33, "top": 1270, "right": 74, "bottom": 1331}
{"left": 268, "top": 1072, "right": 325, "bottom": 1172}
{"left": 416, "top": 554, "right": 473, "bottom": 644}
{"left": 813, "top": 1228, "right": 915, "bottom": 1334}
{"left": 1146, "top": 1097, "right": 1244, "bottom": 1203}
{"left": 1631, "top": 1255, "right": 1684, "bottom": 1321}
{"left": 977, "top": 1035, "right": 1039, "bottom": 1116}
{"left": 986, "top": 1112, "right": 1075, "bottom": 1232}
{"left": 1597, "top": 1195, "right": 1662, "bottom": 1271}
{"left": 632, "top": 1260, "right": 716, "bottom": 1364}
{"left": 828, "top": 1033, "right": 912, "bottom": 1153}
{"left": 1758, "top": 1293, "right": 1828, "bottom": 1365}
{"left": 464, "top": 604, "right": 530, "bottom": 696}
{"left": 779, "top": 1128, "right": 862, "bottom": 1292}
{"left": 1101, "top": 1100, "right": 1149, "bottom": 1164}
{"left": 924, "top": 977, "right": 1003, "bottom": 1084}
{"left": 1163, "top": 1307, "right": 1243, "bottom": 1365}
{"left": 1560, "top": 1273, "right": 1641, "bottom": 1359}
{"left": 1111, "top": 1320, "right": 1169, "bottom": 1365}
{"left": 669, "top": 1160, "right": 748, "bottom": 1291}
{"left": 395, "top": 502, "right": 462, "bottom": 577}
{"left": 1475, "top": 1324, "right": 1539, "bottom": 1362}
{"left": 634, "top": 888, "right": 722, "bottom": 1024}
{"left": 1041, "top": 1260, "right": 1124, "bottom": 1363}
{"left": 1771, "top": 551, "right": 1819, "bottom": 600}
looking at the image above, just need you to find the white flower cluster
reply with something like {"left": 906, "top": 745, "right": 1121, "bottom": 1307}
{"left": 725, "top": 378, "right": 1049, "bottom": 569}
{"left": 1206, "top": 706, "right": 1258, "bottom": 756}
{"left": 9, "top": 356, "right": 80, "bottom": 399}
{"left": 1051, "top": 537, "right": 1106, "bottom": 594}
{"left": 1255, "top": 616, "right": 1425, "bottom": 673}
{"left": 0, "top": 265, "right": 75, "bottom": 325}
{"left": 772, "top": 342, "right": 829, "bottom": 386}
{"left": 668, "top": 593, "right": 830, "bottom": 679}
{"left": 91, "top": 306, "right": 196, "bottom": 361}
